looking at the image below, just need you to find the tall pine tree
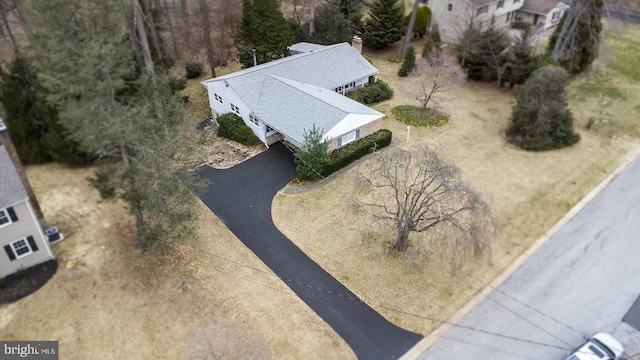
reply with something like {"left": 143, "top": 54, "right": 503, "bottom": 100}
{"left": 25, "top": 0, "right": 205, "bottom": 248}
{"left": 0, "top": 57, "right": 86, "bottom": 165}
{"left": 550, "top": 0, "right": 603, "bottom": 74}
{"left": 363, "top": 0, "right": 404, "bottom": 49}
{"left": 236, "top": 0, "right": 293, "bottom": 68}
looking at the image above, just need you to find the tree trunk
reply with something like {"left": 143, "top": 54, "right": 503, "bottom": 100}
{"left": 309, "top": 0, "right": 315, "bottom": 35}
{"left": 393, "top": 216, "right": 410, "bottom": 251}
{"left": 133, "top": 0, "right": 155, "bottom": 73}
{"left": 163, "top": 0, "right": 180, "bottom": 60}
{"left": 179, "top": 0, "right": 190, "bottom": 42}
{"left": 141, "top": 0, "right": 163, "bottom": 62}
{"left": 401, "top": 0, "right": 420, "bottom": 56}
{"left": 0, "top": 0, "right": 18, "bottom": 58}
{"left": 200, "top": 0, "right": 216, "bottom": 77}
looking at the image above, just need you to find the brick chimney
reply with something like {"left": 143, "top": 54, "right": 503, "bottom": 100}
{"left": 351, "top": 35, "right": 363, "bottom": 54}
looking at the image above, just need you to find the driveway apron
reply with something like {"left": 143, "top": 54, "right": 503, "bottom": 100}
{"left": 198, "top": 142, "right": 422, "bottom": 359}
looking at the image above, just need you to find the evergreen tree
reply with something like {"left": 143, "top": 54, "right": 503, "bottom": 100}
{"left": 333, "top": 0, "right": 364, "bottom": 35}
{"left": 363, "top": 0, "right": 404, "bottom": 49}
{"left": 236, "top": 0, "right": 293, "bottom": 68}
{"left": 403, "top": 6, "right": 430, "bottom": 38}
{"left": 398, "top": 46, "right": 416, "bottom": 77}
{"left": 460, "top": 25, "right": 510, "bottom": 86}
{"left": 308, "top": 1, "right": 351, "bottom": 45}
{"left": 25, "top": 0, "right": 205, "bottom": 248}
{"left": 506, "top": 66, "right": 580, "bottom": 151}
{"left": 504, "top": 26, "right": 538, "bottom": 86}
{"left": 550, "top": 0, "right": 603, "bottom": 74}
{"left": 0, "top": 57, "right": 86, "bottom": 165}
{"left": 295, "top": 125, "right": 330, "bottom": 181}
{"left": 422, "top": 22, "right": 442, "bottom": 61}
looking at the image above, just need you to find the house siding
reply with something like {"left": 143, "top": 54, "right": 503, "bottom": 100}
{"left": 430, "top": 0, "right": 524, "bottom": 42}
{"left": 327, "top": 117, "right": 383, "bottom": 152}
{"left": 207, "top": 82, "right": 267, "bottom": 145}
{"left": 0, "top": 200, "right": 53, "bottom": 278}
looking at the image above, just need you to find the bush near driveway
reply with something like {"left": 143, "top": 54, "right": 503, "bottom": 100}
{"left": 322, "top": 129, "right": 392, "bottom": 176}
{"left": 217, "top": 113, "right": 261, "bottom": 146}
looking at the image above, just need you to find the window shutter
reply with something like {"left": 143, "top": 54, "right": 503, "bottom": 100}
{"left": 4, "top": 245, "right": 16, "bottom": 261}
{"left": 356, "top": 129, "right": 361, "bottom": 140}
{"left": 27, "top": 236, "right": 38, "bottom": 252}
{"left": 7, "top": 207, "right": 18, "bottom": 222}
{"left": 338, "top": 137, "right": 342, "bottom": 148}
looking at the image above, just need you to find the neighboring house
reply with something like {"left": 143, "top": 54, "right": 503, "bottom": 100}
{"left": 426, "top": 0, "right": 524, "bottom": 42}
{"left": 515, "top": 0, "right": 570, "bottom": 30}
{"left": 426, "top": 0, "right": 567, "bottom": 42}
{"left": 201, "top": 41, "right": 384, "bottom": 151}
{"left": 0, "top": 144, "right": 54, "bottom": 278}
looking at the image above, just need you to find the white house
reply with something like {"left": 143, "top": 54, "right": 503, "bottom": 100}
{"left": 201, "top": 42, "right": 384, "bottom": 151}
{"left": 426, "top": 0, "right": 568, "bottom": 42}
{"left": 515, "top": 0, "right": 570, "bottom": 30}
{"left": 0, "top": 144, "right": 54, "bottom": 278}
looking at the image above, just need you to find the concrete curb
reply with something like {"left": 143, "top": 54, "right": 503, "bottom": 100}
{"left": 400, "top": 145, "right": 640, "bottom": 360}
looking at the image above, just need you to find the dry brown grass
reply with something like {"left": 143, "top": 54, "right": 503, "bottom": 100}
{"left": 0, "top": 164, "right": 350, "bottom": 359}
{"left": 272, "top": 23, "right": 640, "bottom": 337}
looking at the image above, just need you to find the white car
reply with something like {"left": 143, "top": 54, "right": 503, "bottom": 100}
{"left": 565, "top": 332, "right": 624, "bottom": 360}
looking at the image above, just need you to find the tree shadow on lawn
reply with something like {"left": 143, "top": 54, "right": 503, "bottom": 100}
{"left": 0, "top": 260, "right": 58, "bottom": 304}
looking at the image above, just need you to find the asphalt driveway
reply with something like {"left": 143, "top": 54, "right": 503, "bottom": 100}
{"left": 198, "top": 142, "right": 422, "bottom": 359}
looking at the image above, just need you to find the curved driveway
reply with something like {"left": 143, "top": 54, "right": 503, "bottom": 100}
{"left": 198, "top": 143, "right": 422, "bottom": 359}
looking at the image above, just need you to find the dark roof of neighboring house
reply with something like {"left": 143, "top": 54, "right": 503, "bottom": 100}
{"left": 202, "top": 43, "right": 378, "bottom": 110}
{"left": 520, "top": 0, "right": 569, "bottom": 14}
{"left": 0, "top": 145, "right": 28, "bottom": 208}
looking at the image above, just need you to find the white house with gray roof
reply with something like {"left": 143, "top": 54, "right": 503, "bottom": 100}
{"left": 201, "top": 42, "right": 384, "bottom": 151}
{"left": 0, "top": 145, "right": 54, "bottom": 278}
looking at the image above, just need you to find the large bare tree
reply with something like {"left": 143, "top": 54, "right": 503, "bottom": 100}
{"left": 414, "top": 51, "right": 464, "bottom": 115}
{"left": 353, "top": 146, "right": 494, "bottom": 272}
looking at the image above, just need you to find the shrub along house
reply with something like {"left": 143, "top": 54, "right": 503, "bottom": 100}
{"left": 0, "top": 142, "right": 54, "bottom": 278}
{"left": 201, "top": 41, "right": 384, "bottom": 151}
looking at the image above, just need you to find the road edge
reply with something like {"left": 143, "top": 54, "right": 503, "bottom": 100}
{"left": 400, "top": 145, "right": 640, "bottom": 360}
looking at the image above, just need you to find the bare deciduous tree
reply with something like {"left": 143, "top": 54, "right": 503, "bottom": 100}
{"left": 353, "top": 146, "right": 494, "bottom": 272}
{"left": 415, "top": 51, "right": 464, "bottom": 115}
{"left": 199, "top": 0, "right": 216, "bottom": 77}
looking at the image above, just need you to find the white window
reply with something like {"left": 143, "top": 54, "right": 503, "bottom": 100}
{"left": 231, "top": 103, "right": 240, "bottom": 114}
{"left": 249, "top": 113, "right": 259, "bottom": 126}
{"left": 214, "top": 93, "right": 223, "bottom": 104}
{"left": 476, "top": 5, "right": 488, "bottom": 16}
{"left": 506, "top": 11, "right": 512, "bottom": 22}
{"left": 11, "top": 238, "right": 33, "bottom": 259}
{"left": 497, "top": 0, "right": 504, "bottom": 9}
{"left": 338, "top": 129, "right": 360, "bottom": 147}
{"left": 447, "top": 3, "right": 454, "bottom": 12}
{"left": 552, "top": 10, "right": 561, "bottom": 21}
{"left": 0, "top": 208, "right": 11, "bottom": 227}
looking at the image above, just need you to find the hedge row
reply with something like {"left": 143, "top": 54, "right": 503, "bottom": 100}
{"left": 322, "top": 129, "right": 392, "bottom": 176}
{"left": 217, "top": 113, "right": 261, "bottom": 146}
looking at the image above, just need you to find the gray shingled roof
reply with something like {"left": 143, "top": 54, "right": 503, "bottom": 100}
{"left": 288, "top": 42, "right": 327, "bottom": 54}
{"left": 0, "top": 145, "right": 28, "bottom": 208}
{"left": 254, "top": 75, "right": 383, "bottom": 146}
{"left": 202, "top": 43, "right": 378, "bottom": 110}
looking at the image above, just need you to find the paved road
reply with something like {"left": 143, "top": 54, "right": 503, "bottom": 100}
{"left": 418, "top": 154, "right": 640, "bottom": 360}
{"left": 198, "top": 143, "right": 422, "bottom": 360}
